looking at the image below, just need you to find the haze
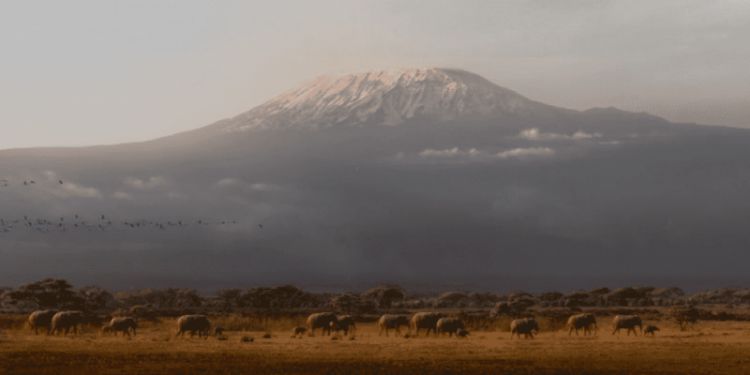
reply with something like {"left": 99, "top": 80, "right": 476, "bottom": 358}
{"left": 1, "top": 0, "right": 749, "bottom": 150}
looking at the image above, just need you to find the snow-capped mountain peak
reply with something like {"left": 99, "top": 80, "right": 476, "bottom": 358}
{"left": 221, "top": 68, "right": 541, "bottom": 131}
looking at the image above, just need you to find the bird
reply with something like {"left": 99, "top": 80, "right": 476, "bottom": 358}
{"left": 58, "top": 180, "right": 64, "bottom": 185}
{"left": 258, "top": 224, "right": 264, "bottom": 230}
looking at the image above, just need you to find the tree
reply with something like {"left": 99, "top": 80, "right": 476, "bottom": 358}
{"left": 331, "top": 293, "right": 376, "bottom": 314}
{"left": 217, "top": 288, "right": 243, "bottom": 310}
{"left": 8, "top": 278, "right": 83, "bottom": 309}
{"left": 361, "top": 285, "right": 405, "bottom": 309}
{"left": 114, "top": 288, "right": 203, "bottom": 310}
{"left": 671, "top": 306, "right": 700, "bottom": 330}
{"left": 78, "top": 286, "right": 114, "bottom": 311}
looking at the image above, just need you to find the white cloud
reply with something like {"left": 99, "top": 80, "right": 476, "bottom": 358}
{"left": 41, "top": 170, "right": 102, "bottom": 198}
{"left": 495, "top": 147, "right": 555, "bottom": 159}
{"left": 60, "top": 183, "right": 101, "bottom": 198}
{"left": 124, "top": 176, "right": 168, "bottom": 190}
{"left": 518, "top": 128, "right": 602, "bottom": 141}
{"left": 419, "top": 147, "right": 482, "bottom": 158}
{"left": 417, "top": 146, "right": 555, "bottom": 161}
{"left": 571, "top": 131, "right": 602, "bottom": 140}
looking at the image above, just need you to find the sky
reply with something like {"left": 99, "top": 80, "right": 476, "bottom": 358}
{"left": 1, "top": 0, "right": 749, "bottom": 150}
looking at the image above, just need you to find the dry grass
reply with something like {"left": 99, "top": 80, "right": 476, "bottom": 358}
{"left": 2, "top": 315, "right": 750, "bottom": 374}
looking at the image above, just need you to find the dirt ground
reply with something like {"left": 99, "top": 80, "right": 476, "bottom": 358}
{"left": 1, "top": 319, "right": 749, "bottom": 375}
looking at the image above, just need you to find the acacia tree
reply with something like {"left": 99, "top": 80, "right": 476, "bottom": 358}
{"left": 671, "top": 306, "right": 700, "bottom": 331}
{"left": 8, "top": 278, "right": 83, "bottom": 309}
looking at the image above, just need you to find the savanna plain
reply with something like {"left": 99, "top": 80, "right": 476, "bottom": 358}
{"left": 2, "top": 312, "right": 749, "bottom": 375}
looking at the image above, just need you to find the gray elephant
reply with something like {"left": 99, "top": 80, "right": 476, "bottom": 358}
{"left": 306, "top": 312, "right": 338, "bottom": 336}
{"left": 436, "top": 317, "right": 466, "bottom": 337}
{"left": 378, "top": 314, "right": 410, "bottom": 337}
{"left": 510, "top": 317, "right": 539, "bottom": 339}
{"left": 567, "top": 313, "right": 597, "bottom": 336}
{"left": 612, "top": 315, "right": 642, "bottom": 336}
{"left": 102, "top": 317, "right": 137, "bottom": 337}
{"left": 28, "top": 310, "right": 57, "bottom": 335}
{"left": 292, "top": 326, "right": 307, "bottom": 338}
{"left": 50, "top": 311, "right": 85, "bottom": 336}
{"left": 410, "top": 312, "right": 444, "bottom": 336}
{"left": 644, "top": 325, "right": 659, "bottom": 336}
{"left": 331, "top": 315, "right": 356, "bottom": 336}
{"left": 176, "top": 315, "right": 211, "bottom": 338}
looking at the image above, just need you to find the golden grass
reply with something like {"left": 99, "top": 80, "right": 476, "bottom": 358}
{"left": 2, "top": 316, "right": 750, "bottom": 374}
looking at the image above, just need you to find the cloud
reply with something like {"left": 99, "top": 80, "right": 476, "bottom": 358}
{"left": 419, "top": 147, "right": 482, "bottom": 158}
{"left": 214, "top": 178, "right": 280, "bottom": 192}
{"left": 417, "top": 147, "right": 555, "bottom": 161}
{"left": 59, "top": 183, "right": 101, "bottom": 198}
{"left": 42, "top": 171, "right": 102, "bottom": 198}
{"left": 112, "top": 191, "right": 133, "bottom": 200}
{"left": 495, "top": 147, "right": 555, "bottom": 159}
{"left": 518, "top": 128, "right": 602, "bottom": 141}
{"left": 124, "top": 176, "right": 168, "bottom": 190}
{"left": 215, "top": 178, "right": 241, "bottom": 188}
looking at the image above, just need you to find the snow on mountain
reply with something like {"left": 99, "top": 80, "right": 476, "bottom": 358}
{"left": 219, "top": 68, "right": 545, "bottom": 132}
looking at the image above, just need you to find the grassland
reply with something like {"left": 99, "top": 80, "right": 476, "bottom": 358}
{"left": 2, "top": 315, "right": 750, "bottom": 375}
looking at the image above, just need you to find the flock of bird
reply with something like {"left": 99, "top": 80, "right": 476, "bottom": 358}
{"left": 0, "top": 215, "right": 242, "bottom": 234}
{"left": 0, "top": 177, "right": 251, "bottom": 234}
{"left": 0, "top": 178, "right": 65, "bottom": 187}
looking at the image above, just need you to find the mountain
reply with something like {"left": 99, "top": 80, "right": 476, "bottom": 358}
{"left": 1, "top": 68, "right": 750, "bottom": 292}
{"left": 215, "top": 68, "right": 552, "bottom": 131}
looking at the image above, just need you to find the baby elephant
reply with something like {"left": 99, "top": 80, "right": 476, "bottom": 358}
{"left": 456, "top": 328, "right": 470, "bottom": 338}
{"left": 292, "top": 326, "right": 307, "bottom": 338}
{"left": 101, "top": 317, "right": 137, "bottom": 337}
{"left": 644, "top": 325, "right": 660, "bottom": 336}
{"left": 214, "top": 326, "right": 225, "bottom": 337}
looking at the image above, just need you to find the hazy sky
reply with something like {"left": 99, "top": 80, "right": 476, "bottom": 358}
{"left": 1, "top": 0, "right": 749, "bottom": 149}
